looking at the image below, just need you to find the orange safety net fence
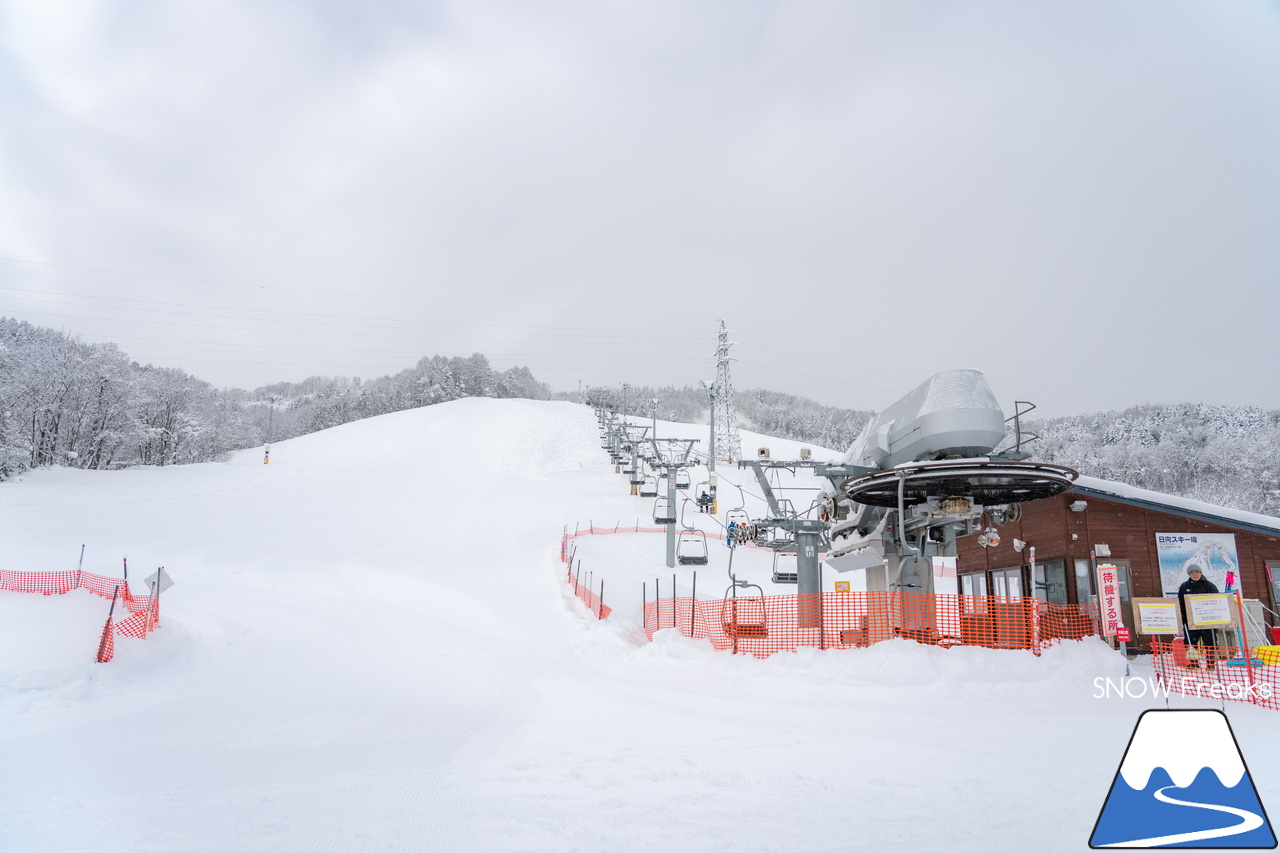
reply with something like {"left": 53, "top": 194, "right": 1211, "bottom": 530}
{"left": 0, "top": 569, "right": 162, "bottom": 662}
{"left": 560, "top": 531, "right": 613, "bottom": 619}
{"left": 563, "top": 522, "right": 669, "bottom": 540}
{"left": 642, "top": 590, "right": 1100, "bottom": 658}
{"left": 1150, "top": 639, "right": 1280, "bottom": 711}
{"left": 564, "top": 563, "right": 611, "bottom": 619}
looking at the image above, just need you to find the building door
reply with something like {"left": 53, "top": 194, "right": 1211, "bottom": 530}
{"left": 1033, "top": 559, "right": 1068, "bottom": 605}
{"left": 960, "top": 571, "right": 987, "bottom": 614}
{"left": 1074, "top": 558, "right": 1094, "bottom": 605}
{"left": 1267, "top": 561, "right": 1280, "bottom": 631}
{"left": 991, "top": 566, "right": 1023, "bottom": 598}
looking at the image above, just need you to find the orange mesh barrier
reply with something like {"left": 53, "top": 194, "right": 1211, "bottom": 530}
{"left": 1, "top": 569, "right": 162, "bottom": 661}
{"left": 1150, "top": 639, "right": 1280, "bottom": 711}
{"left": 564, "top": 564, "right": 611, "bottom": 619}
{"left": 0, "top": 568, "right": 79, "bottom": 595}
{"left": 643, "top": 591, "right": 1101, "bottom": 659}
{"left": 559, "top": 525, "right": 1103, "bottom": 662}
{"left": 563, "top": 523, "right": 668, "bottom": 542}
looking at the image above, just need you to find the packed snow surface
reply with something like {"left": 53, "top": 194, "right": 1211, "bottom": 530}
{"left": 1, "top": 399, "right": 1274, "bottom": 852}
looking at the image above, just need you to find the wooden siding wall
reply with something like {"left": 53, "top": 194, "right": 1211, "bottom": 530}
{"left": 953, "top": 491, "right": 1280, "bottom": 617}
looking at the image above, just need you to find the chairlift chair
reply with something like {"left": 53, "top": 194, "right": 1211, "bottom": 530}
{"left": 653, "top": 497, "right": 676, "bottom": 525}
{"left": 725, "top": 509, "right": 750, "bottom": 528}
{"left": 675, "top": 469, "right": 691, "bottom": 489}
{"left": 771, "top": 552, "right": 798, "bottom": 584}
{"left": 677, "top": 531, "right": 709, "bottom": 566}
{"left": 639, "top": 476, "right": 659, "bottom": 497}
{"left": 723, "top": 593, "right": 768, "bottom": 638}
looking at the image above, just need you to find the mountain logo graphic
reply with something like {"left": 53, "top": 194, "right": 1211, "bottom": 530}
{"left": 1090, "top": 709, "right": 1276, "bottom": 848}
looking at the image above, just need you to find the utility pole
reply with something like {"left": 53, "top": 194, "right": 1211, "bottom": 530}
{"left": 263, "top": 394, "right": 280, "bottom": 465}
{"left": 707, "top": 386, "right": 716, "bottom": 475}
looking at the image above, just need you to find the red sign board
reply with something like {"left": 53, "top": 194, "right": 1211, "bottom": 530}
{"left": 1097, "top": 564, "right": 1122, "bottom": 637}
{"left": 1115, "top": 626, "right": 1131, "bottom": 642}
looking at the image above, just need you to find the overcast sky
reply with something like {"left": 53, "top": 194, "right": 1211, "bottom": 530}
{"left": 2, "top": 1, "right": 1279, "bottom": 418}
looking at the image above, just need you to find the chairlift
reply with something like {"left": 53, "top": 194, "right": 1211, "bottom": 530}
{"left": 653, "top": 497, "right": 676, "bottom": 525}
{"left": 675, "top": 469, "right": 691, "bottom": 489}
{"left": 694, "top": 483, "right": 715, "bottom": 512}
{"left": 725, "top": 509, "right": 750, "bottom": 529}
{"left": 723, "top": 591, "right": 768, "bottom": 638}
{"left": 771, "top": 552, "right": 798, "bottom": 584}
{"left": 629, "top": 466, "right": 645, "bottom": 485}
{"left": 677, "top": 531, "right": 709, "bottom": 566}
{"left": 639, "top": 476, "right": 659, "bottom": 497}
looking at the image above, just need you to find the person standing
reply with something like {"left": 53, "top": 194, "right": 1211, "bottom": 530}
{"left": 1178, "top": 564, "right": 1220, "bottom": 669}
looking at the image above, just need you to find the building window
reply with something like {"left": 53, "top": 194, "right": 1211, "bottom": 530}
{"left": 1034, "top": 559, "right": 1068, "bottom": 605}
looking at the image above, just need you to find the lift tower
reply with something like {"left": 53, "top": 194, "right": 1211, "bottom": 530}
{"left": 737, "top": 456, "right": 832, "bottom": 628}
{"left": 650, "top": 437, "right": 700, "bottom": 568}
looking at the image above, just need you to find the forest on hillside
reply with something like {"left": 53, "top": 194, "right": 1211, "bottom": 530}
{"left": 3, "top": 318, "right": 1278, "bottom": 517}
{"left": 1018, "top": 405, "right": 1280, "bottom": 517}
{"left": 0, "top": 319, "right": 546, "bottom": 479}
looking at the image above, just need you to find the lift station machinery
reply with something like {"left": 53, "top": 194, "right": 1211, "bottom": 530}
{"left": 818, "top": 369, "right": 1077, "bottom": 640}
{"left": 730, "top": 369, "right": 1075, "bottom": 637}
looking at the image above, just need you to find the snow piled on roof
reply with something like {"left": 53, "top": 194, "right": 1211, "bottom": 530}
{"left": 1073, "top": 474, "right": 1280, "bottom": 535}
{"left": 920, "top": 368, "right": 1002, "bottom": 415}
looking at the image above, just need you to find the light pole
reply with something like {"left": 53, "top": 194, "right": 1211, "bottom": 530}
{"left": 699, "top": 380, "right": 716, "bottom": 476}
{"left": 264, "top": 394, "right": 280, "bottom": 465}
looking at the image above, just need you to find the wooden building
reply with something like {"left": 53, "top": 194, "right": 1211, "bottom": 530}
{"left": 954, "top": 475, "right": 1280, "bottom": 637}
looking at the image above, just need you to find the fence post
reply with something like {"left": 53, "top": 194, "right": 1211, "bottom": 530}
{"left": 599, "top": 579, "right": 605, "bottom": 620}
{"left": 95, "top": 584, "right": 120, "bottom": 663}
{"left": 656, "top": 576, "right": 660, "bottom": 629}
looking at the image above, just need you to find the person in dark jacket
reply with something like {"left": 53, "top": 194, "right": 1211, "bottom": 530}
{"left": 1178, "top": 564, "right": 1219, "bottom": 668}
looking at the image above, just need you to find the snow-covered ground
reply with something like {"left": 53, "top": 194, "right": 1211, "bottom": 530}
{"left": 1, "top": 399, "right": 1274, "bottom": 852}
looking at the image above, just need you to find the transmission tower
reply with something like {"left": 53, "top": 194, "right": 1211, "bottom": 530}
{"left": 711, "top": 320, "right": 741, "bottom": 463}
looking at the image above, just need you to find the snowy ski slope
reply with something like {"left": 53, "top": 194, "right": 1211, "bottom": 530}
{"left": 0, "top": 398, "right": 1274, "bottom": 852}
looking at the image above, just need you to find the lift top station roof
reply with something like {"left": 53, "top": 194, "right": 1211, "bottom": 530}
{"left": 835, "top": 369, "right": 1076, "bottom": 508}
{"left": 840, "top": 369, "right": 1005, "bottom": 470}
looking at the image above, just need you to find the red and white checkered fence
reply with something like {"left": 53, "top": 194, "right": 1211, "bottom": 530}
{"left": 0, "top": 568, "right": 162, "bottom": 662}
